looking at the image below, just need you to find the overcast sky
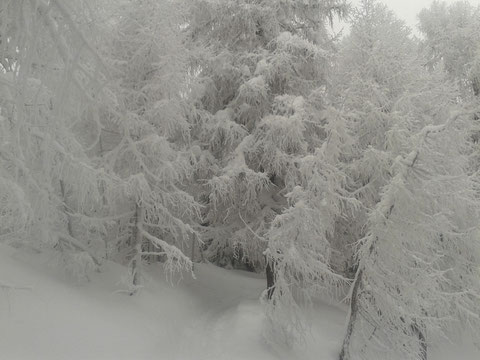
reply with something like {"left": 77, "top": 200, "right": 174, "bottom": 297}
{"left": 377, "top": 0, "right": 479, "bottom": 30}
{"left": 336, "top": 0, "right": 480, "bottom": 35}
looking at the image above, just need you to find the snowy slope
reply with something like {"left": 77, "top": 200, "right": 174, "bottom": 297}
{"left": 0, "top": 244, "right": 478, "bottom": 360}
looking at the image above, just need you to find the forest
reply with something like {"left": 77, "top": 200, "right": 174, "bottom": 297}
{"left": 0, "top": 0, "right": 480, "bottom": 359}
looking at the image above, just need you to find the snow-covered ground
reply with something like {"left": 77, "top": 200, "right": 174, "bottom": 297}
{"left": 0, "top": 244, "right": 478, "bottom": 360}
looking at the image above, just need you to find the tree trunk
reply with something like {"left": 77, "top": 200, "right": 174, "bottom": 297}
{"left": 473, "top": 77, "right": 479, "bottom": 120}
{"left": 339, "top": 269, "right": 363, "bottom": 360}
{"left": 59, "top": 180, "right": 73, "bottom": 239}
{"left": 266, "top": 260, "right": 275, "bottom": 300}
{"left": 473, "top": 77, "right": 479, "bottom": 97}
{"left": 412, "top": 321, "right": 427, "bottom": 360}
{"left": 190, "top": 234, "right": 196, "bottom": 271}
{"left": 131, "top": 204, "right": 144, "bottom": 294}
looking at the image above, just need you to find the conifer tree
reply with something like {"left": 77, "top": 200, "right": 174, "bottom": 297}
{"left": 340, "top": 110, "right": 480, "bottom": 360}
{"left": 96, "top": 0, "right": 201, "bottom": 291}
{"left": 331, "top": 0, "right": 459, "bottom": 276}
{"left": 185, "top": 0, "right": 349, "bottom": 269}
{"left": 419, "top": 1, "right": 480, "bottom": 98}
{"left": 0, "top": 0, "right": 111, "bottom": 279}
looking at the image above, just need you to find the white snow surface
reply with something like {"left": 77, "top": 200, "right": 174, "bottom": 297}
{"left": 0, "top": 244, "right": 478, "bottom": 360}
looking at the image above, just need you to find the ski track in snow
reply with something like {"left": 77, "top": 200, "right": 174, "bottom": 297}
{"left": 0, "top": 244, "right": 478, "bottom": 360}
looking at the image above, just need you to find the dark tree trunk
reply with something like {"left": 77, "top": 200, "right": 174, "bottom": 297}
{"left": 474, "top": 78, "right": 479, "bottom": 120}
{"left": 412, "top": 321, "right": 427, "bottom": 360}
{"left": 473, "top": 77, "right": 479, "bottom": 97}
{"left": 130, "top": 205, "right": 143, "bottom": 295}
{"left": 339, "top": 269, "right": 363, "bottom": 360}
{"left": 59, "top": 180, "right": 73, "bottom": 239}
{"left": 266, "top": 260, "right": 275, "bottom": 300}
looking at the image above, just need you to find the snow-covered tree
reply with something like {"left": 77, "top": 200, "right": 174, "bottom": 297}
{"left": 418, "top": 0, "right": 480, "bottom": 192}
{"left": 339, "top": 109, "right": 480, "bottom": 360}
{"left": 418, "top": 1, "right": 480, "bottom": 98}
{"left": 88, "top": 0, "right": 202, "bottom": 291}
{"left": 185, "top": 0, "right": 365, "bottom": 345}
{"left": 331, "top": 0, "right": 420, "bottom": 276}
{"left": 185, "top": 0, "right": 349, "bottom": 271}
{"left": 330, "top": 0, "right": 460, "bottom": 276}
{"left": 329, "top": 3, "right": 480, "bottom": 358}
{"left": 0, "top": 0, "right": 112, "bottom": 279}
{"left": 263, "top": 105, "right": 358, "bottom": 345}
{"left": 0, "top": 0, "right": 201, "bottom": 288}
